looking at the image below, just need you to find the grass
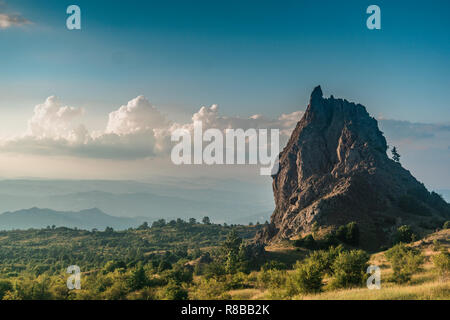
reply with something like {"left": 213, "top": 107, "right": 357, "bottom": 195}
{"left": 226, "top": 229, "right": 450, "bottom": 300}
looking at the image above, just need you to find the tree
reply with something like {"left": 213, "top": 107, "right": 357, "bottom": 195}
{"left": 152, "top": 219, "right": 166, "bottom": 228}
{"left": 163, "top": 281, "right": 188, "bottom": 300}
{"left": 128, "top": 263, "right": 148, "bottom": 291}
{"left": 0, "top": 280, "right": 13, "bottom": 300}
{"left": 385, "top": 243, "right": 424, "bottom": 283}
{"left": 189, "top": 218, "right": 197, "bottom": 225}
{"left": 331, "top": 250, "right": 369, "bottom": 288}
{"left": 395, "top": 225, "right": 415, "bottom": 243}
{"left": 334, "top": 222, "right": 360, "bottom": 246}
{"left": 202, "top": 216, "right": 211, "bottom": 225}
{"left": 137, "top": 222, "right": 149, "bottom": 230}
{"left": 432, "top": 251, "right": 450, "bottom": 281}
{"left": 290, "top": 259, "right": 324, "bottom": 294}
{"left": 391, "top": 146, "right": 401, "bottom": 163}
{"left": 105, "top": 226, "right": 114, "bottom": 233}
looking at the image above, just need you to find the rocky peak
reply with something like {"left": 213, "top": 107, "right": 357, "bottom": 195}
{"left": 258, "top": 86, "right": 449, "bottom": 250}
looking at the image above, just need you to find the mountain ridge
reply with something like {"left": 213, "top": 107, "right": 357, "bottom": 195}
{"left": 0, "top": 207, "right": 143, "bottom": 231}
{"left": 257, "top": 86, "right": 450, "bottom": 250}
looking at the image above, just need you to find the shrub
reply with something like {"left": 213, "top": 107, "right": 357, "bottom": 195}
{"left": 330, "top": 250, "right": 369, "bottom": 288}
{"left": 190, "top": 278, "right": 231, "bottom": 300}
{"left": 394, "top": 225, "right": 416, "bottom": 244}
{"left": 163, "top": 263, "right": 193, "bottom": 284}
{"left": 385, "top": 243, "right": 424, "bottom": 283}
{"left": 432, "top": 251, "right": 450, "bottom": 280}
{"left": 261, "top": 260, "right": 288, "bottom": 271}
{"left": 257, "top": 269, "right": 287, "bottom": 290}
{"left": 162, "top": 281, "right": 188, "bottom": 300}
{"left": 290, "top": 259, "right": 324, "bottom": 294}
{"left": 335, "top": 222, "right": 360, "bottom": 246}
{"left": 444, "top": 221, "right": 450, "bottom": 229}
{"left": 293, "top": 234, "right": 316, "bottom": 249}
{"left": 0, "top": 280, "right": 13, "bottom": 300}
{"left": 204, "top": 261, "right": 226, "bottom": 279}
{"left": 308, "top": 245, "right": 344, "bottom": 276}
{"left": 128, "top": 264, "right": 148, "bottom": 290}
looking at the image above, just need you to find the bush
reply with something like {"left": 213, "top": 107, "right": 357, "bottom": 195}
{"left": 163, "top": 264, "right": 193, "bottom": 284}
{"left": 394, "top": 225, "right": 416, "bottom": 244}
{"left": 204, "top": 261, "right": 226, "bottom": 279}
{"left": 257, "top": 269, "right": 287, "bottom": 290}
{"left": 385, "top": 243, "right": 424, "bottom": 283}
{"left": 128, "top": 264, "right": 148, "bottom": 291}
{"left": 335, "top": 222, "right": 360, "bottom": 246}
{"left": 261, "top": 260, "right": 288, "bottom": 271}
{"left": 308, "top": 245, "right": 344, "bottom": 276}
{"left": 443, "top": 221, "right": 450, "bottom": 229}
{"left": 432, "top": 251, "right": 450, "bottom": 280}
{"left": 330, "top": 250, "right": 369, "bottom": 288}
{"left": 290, "top": 259, "right": 324, "bottom": 294}
{"left": 162, "top": 281, "right": 188, "bottom": 300}
{"left": 293, "top": 234, "right": 316, "bottom": 250}
{"left": 0, "top": 280, "right": 13, "bottom": 300}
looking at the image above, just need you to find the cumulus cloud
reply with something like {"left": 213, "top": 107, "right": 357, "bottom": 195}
{"left": 2, "top": 94, "right": 450, "bottom": 166}
{"left": 0, "top": 13, "right": 30, "bottom": 29}
{"left": 26, "top": 96, "right": 85, "bottom": 140}
{"left": 106, "top": 95, "right": 168, "bottom": 135}
{"left": 0, "top": 95, "right": 304, "bottom": 160}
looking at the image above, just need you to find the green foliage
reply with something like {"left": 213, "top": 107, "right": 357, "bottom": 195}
{"left": 336, "top": 222, "right": 360, "bottom": 246}
{"left": 152, "top": 219, "right": 166, "bottom": 228}
{"left": 0, "top": 280, "right": 13, "bottom": 300}
{"left": 432, "top": 251, "right": 450, "bottom": 280}
{"left": 290, "top": 258, "right": 324, "bottom": 294}
{"left": 391, "top": 146, "right": 401, "bottom": 163}
{"left": 385, "top": 243, "right": 424, "bottom": 283}
{"left": 257, "top": 269, "right": 287, "bottom": 290}
{"left": 128, "top": 263, "right": 148, "bottom": 291}
{"left": 261, "top": 260, "right": 288, "bottom": 271}
{"left": 443, "top": 221, "right": 450, "bottom": 229}
{"left": 162, "top": 281, "right": 188, "bottom": 300}
{"left": 330, "top": 250, "right": 369, "bottom": 289}
{"left": 394, "top": 225, "right": 416, "bottom": 244}
{"left": 202, "top": 216, "right": 211, "bottom": 225}
{"left": 137, "top": 222, "right": 149, "bottom": 230}
{"left": 293, "top": 234, "right": 316, "bottom": 249}
{"left": 308, "top": 245, "right": 344, "bottom": 276}
{"left": 163, "top": 263, "right": 193, "bottom": 284}
{"left": 204, "top": 261, "right": 226, "bottom": 279}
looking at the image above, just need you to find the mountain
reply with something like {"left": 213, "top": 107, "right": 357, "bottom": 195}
{"left": 0, "top": 178, "right": 274, "bottom": 223}
{"left": 257, "top": 86, "right": 450, "bottom": 250}
{"left": 0, "top": 207, "right": 143, "bottom": 231}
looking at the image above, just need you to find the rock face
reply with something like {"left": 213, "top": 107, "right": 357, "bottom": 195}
{"left": 258, "top": 86, "right": 449, "bottom": 250}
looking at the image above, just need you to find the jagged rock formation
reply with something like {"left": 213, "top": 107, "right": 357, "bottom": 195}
{"left": 257, "top": 86, "right": 449, "bottom": 250}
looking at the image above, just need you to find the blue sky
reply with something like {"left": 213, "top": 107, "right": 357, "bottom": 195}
{"left": 1, "top": 0, "right": 449, "bottom": 126}
{"left": 0, "top": 0, "right": 449, "bottom": 190}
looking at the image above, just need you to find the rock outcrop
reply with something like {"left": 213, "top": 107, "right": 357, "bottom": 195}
{"left": 257, "top": 86, "right": 449, "bottom": 250}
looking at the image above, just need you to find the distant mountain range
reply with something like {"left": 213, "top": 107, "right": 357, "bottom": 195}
{"left": 0, "top": 207, "right": 143, "bottom": 231}
{"left": 0, "top": 178, "right": 274, "bottom": 224}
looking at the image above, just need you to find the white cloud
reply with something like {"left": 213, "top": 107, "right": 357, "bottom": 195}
{"left": 0, "top": 96, "right": 305, "bottom": 159}
{"left": 0, "top": 13, "right": 30, "bottom": 29}
{"left": 26, "top": 96, "right": 85, "bottom": 140}
{"left": 106, "top": 95, "right": 168, "bottom": 135}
